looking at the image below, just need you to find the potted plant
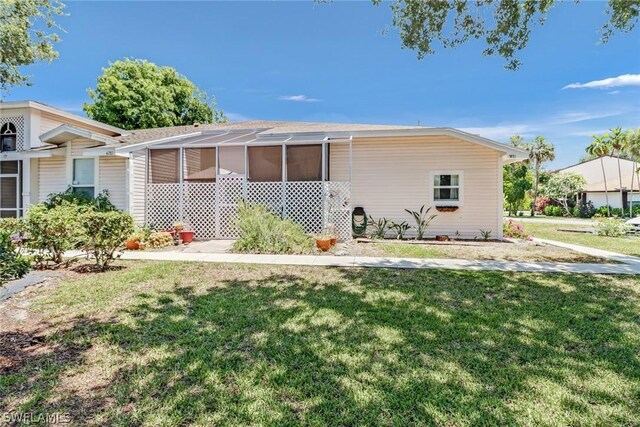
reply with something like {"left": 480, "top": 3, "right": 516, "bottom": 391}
{"left": 179, "top": 229, "right": 195, "bottom": 244}
{"left": 324, "top": 223, "right": 337, "bottom": 246}
{"left": 315, "top": 233, "right": 332, "bottom": 252}
{"left": 125, "top": 232, "right": 145, "bottom": 250}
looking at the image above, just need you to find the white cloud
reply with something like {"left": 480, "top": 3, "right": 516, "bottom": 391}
{"left": 562, "top": 74, "right": 640, "bottom": 90}
{"left": 458, "top": 124, "right": 534, "bottom": 140}
{"left": 278, "top": 94, "right": 321, "bottom": 103}
{"left": 552, "top": 110, "right": 621, "bottom": 124}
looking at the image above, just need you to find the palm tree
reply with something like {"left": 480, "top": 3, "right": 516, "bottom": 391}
{"left": 529, "top": 136, "right": 555, "bottom": 216}
{"left": 625, "top": 129, "right": 640, "bottom": 216}
{"left": 609, "top": 127, "right": 627, "bottom": 217}
{"left": 586, "top": 135, "right": 612, "bottom": 216}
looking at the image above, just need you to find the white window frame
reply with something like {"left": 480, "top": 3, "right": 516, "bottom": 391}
{"left": 67, "top": 144, "right": 99, "bottom": 198}
{"left": 0, "top": 160, "right": 21, "bottom": 217}
{"left": 430, "top": 170, "right": 463, "bottom": 206}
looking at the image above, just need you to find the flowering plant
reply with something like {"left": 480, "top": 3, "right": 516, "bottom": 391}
{"left": 503, "top": 220, "right": 532, "bottom": 240}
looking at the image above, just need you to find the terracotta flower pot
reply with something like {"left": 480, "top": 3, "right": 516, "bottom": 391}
{"left": 125, "top": 239, "right": 139, "bottom": 250}
{"left": 330, "top": 237, "right": 337, "bottom": 246}
{"left": 179, "top": 230, "right": 194, "bottom": 244}
{"left": 316, "top": 239, "right": 331, "bottom": 252}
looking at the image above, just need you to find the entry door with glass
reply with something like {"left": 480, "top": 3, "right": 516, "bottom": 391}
{"left": 0, "top": 161, "right": 21, "bottom": 218}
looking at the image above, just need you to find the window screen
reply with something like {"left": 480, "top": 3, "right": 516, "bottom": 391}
{"left": 0, "top": 161, "right": 19, "bottom": 174}
{"left": 72, "top": 158, "right": 95, "bottom": 198}
{"left": 184, "top": 148, "right": 216, "bottom": 182}
{"left": 218, "top": 146, "right": 245, "bottom": 175}
{"left": 149, "top": 149, "right": 179, "bottom": 183}
{"left": 248, "top": 146, "right": 282, "bottom": 182}
{"left": 0, "top": 177, "right": 17, "bottom": 209}
{"left": 433, "top": 174, "right": 460, "bottom": 201}
{"left": 286, "top": 145, "right": 322, "bottom": 181}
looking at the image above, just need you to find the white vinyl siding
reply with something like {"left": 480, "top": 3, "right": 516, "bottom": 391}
{"left": 70, "top": 139, "right": 97, "bottom": 157}
{"left": 37, "top": 157, "right": 67, "bottom": 202}
{"left": 99, "top": 157, "right": 127, "bottom": 210}
{"left": 330, "top": 136, "right": 501, "bottom": 239}
{"left": 129, "top": 151, "right": 147, "bottom": 224}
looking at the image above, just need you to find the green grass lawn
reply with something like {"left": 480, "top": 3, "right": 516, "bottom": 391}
{"left": 2, "top": 262, "right": 639, "bottom": 426}
{"left": 515, "top": 221, "right": 640, "bottom": 257}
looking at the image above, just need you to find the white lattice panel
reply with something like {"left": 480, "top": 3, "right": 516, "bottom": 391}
{"left": 218, "top": 205, "right": 240, "bottom": 238}
{"left": 217, "top": 176, "right": 243, "bottom": 238}
{"left": 326, "top": 182, "right": 352, "bottom": 241}
{"left": 218, "top": 176, "right": 244, "bottom": 205}
{"left": 0, "top": 116, "right": 25, "bottom": 151}
{"left": 285, "top": 181, "right": 324, "bottom": 234}
{"left": 247, "top": 181, "right": 283, "bottom": 215}
{"left": 145, "top": 179, "right": 351, "bottom": 241}
{"left": 146, "top": 183, "right": 180, "bottom": 231}
{"left": 183, "top": 183, "right": 216, "bottom": 240}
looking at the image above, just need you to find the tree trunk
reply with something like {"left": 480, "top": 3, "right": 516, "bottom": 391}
{"left": 632, "top": 162, "right": 638, "bottom": 217}
{"left": 617, "top": 155, "right": 625, "bottom": 217}
{"left": 531, "top": 163, "right": 539, "bottom": 217}
{"left": 601, "top": 157, "right": 610, "bottom": 216}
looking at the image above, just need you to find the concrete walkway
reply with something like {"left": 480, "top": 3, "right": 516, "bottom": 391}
{"left": 119, "top": 250, "right": 640, "bottom": 275}
{"left": 533, "top": 237, "right": 640, "bottom": 265}
{"left": 507, "top": 217, "right": 595, "bottom": 226}
{"left": 0, "top": 271, "right": 62, "bottom": 302}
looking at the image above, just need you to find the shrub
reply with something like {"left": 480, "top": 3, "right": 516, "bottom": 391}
{"left": 594, "top": 205, "right": 624, "bottom": 218}
{"left": 26, "top": 202, "right": 86, "bottom": 267}
{"left": 0, "top": 231, "right": 31, "bottom": 285}
{"left": 367, "top": 216, "right": 393, "bottom": 239}
{"left": 393, "top": 221, "right": 411, "bottom": 240}
{"left": 148, "top": 232, "right": 174, "bottom": 248}
{"left": 543, "top": 205, "right": 566, "bottom": 217}
{"left": 479, "top": 229, "right": 492, "bottom": 241}
{"left": 44, "top": 187, "right": 116, "bottom": 212}
{"left": 404, "top": 205, "right": 438, "bottom": 240}
{"left": 534, "top": 196, "right": 550, "bottom": 213}
{"left": 594, "top": 218, "right": 629, "bottom": 237}
{"left": 577, "top": 201, "right": 596, "bottom": 218}
{"left": 0, "top": 217, "right": 27, "bottom": 236}
{"left": 503, "top": 220, "right": 531, "bottom": 240}
{"left": 82, "top": 210, "right": 135, "bottom": 270}
{"left": 233, "top": 202, "right": 313, "bottom": 254}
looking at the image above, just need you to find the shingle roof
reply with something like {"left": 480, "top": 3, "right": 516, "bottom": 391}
{"left": 118, "top": 120, "right": 421, "bottom": 145}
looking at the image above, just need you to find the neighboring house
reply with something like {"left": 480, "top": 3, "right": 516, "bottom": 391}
{"left": 554, "top": 156, "right": 640, "bottom": 210}
{"left": 1, "top": 100, "right": 527, "bottom": 240}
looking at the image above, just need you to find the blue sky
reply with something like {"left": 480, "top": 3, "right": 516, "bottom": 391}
{"left": 4, "top": 0, "right": 640, "bottom": 168}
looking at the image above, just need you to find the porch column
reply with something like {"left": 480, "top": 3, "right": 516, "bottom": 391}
{"left": 281, "top": 144, "right": 287, "bottom": 218}
{"left": 144, "top": 148, "right": 149, "bottom": 225}
{"left": 179, "top": 147, "right": 184, "bottom": 222}
{"left": 20, "top": 157, "right": 30, "bottom": 216}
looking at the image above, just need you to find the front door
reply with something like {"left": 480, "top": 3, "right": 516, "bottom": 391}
{"left": 0, "top": 160, "right": 21, "bottom": 218}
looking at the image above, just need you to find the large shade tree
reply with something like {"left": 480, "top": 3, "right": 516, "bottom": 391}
{"left": 543, "top": 172, "right": 587, "bottom": 217}
{"left": 370, "top": 0, "right": 640, "bottom": 70}
{"left": 0, "top": 0, "right": 65, "bottom": 92}
{"left": 503, "top": 135, "right": 533, "bottom": 216}
{"left": 84, "top": 59, "right": 227, "bottom": 130}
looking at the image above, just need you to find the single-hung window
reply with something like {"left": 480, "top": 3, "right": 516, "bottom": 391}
{"left": 433, "top": 173, "right": 461, "bottom": 203}
{"left": 72, "top": 158, "right": 95, "bottom": 198}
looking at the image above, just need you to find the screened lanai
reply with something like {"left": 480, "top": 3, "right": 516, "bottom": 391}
{"left": 139, "top": 129, "right": 353, "bottom": 240}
